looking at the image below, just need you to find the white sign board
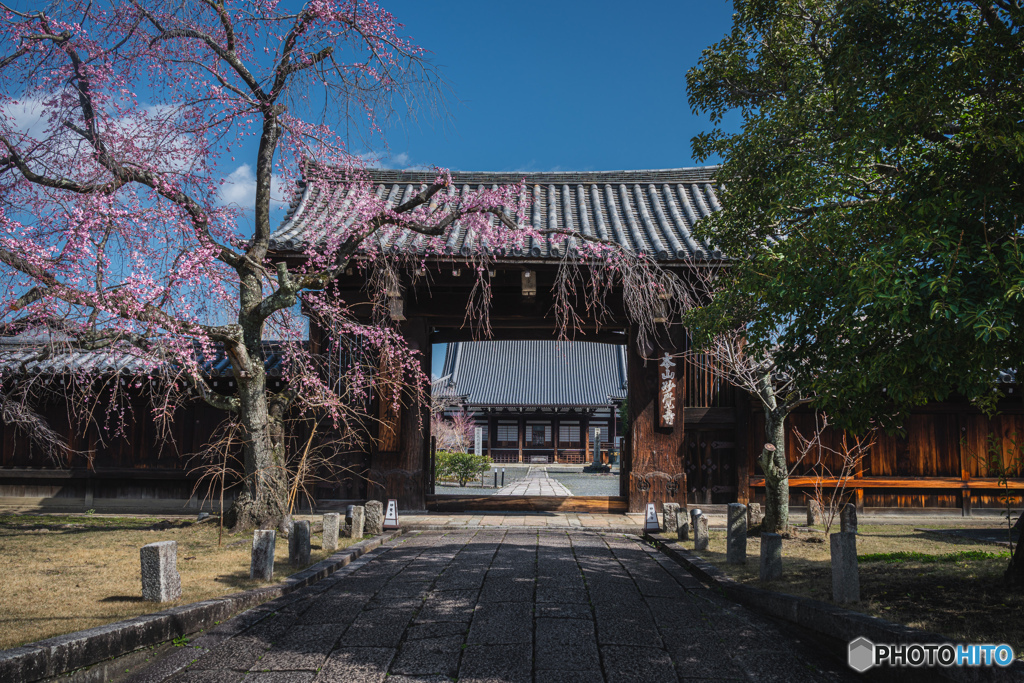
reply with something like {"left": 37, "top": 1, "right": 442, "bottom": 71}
{"left": 383, "top": 499, "right": 400, "bottom": 530}
{"left": 474, "top": 427, "right": 483, "bottom": 457}
{"left": 644, "top": 503, "right": 661, "bottom": 532}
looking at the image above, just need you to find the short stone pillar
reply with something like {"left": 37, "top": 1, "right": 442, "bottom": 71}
{"left": 690, "top": 508, "right": 702, "bottom": 533}
{"left": 323, "top": 513, "right": 341, "bottom": 552}
{"left": 807, "top": 500, "right": 822, "bottom": 526}
{"left": 759, "top": 533, "right": 782, "bottom": 582}
{"left": 830, "top": 532, "right": 860, "bottom": 603}
{"left": 140, "top": 540, "right": 181, "bottom": 602}
{"left": 726, "top": 503, "right": 747, "bottom": 564}
{"left": 289, "top": 520, "right": 311, "bottom": 566}
{"left": 251, "top": 530, "right": 276, "bottom": 581}
{"left": 663, "top": 503, "right": 681, "bottom": 535}
{"left": 694, "top": 512, "right": 709, "bottom": 551}
{"left": 676, "top": 508, "right": 690, "bottom": 542}
{"left": 840, "top": 503, "right": 858, "bottom": 534}
{"left": 350, "top": 505, "right": 365, "bottom": 539}
{"left": 365, "top": 500, "right": 384, "bottom": 536}
{"left": 747, "top": 503, "right": 764, "bottom": 527}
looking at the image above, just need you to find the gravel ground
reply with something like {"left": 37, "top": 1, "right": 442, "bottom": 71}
{"left": 435, "top": 467, "right": 621, "bottom": 496}
{"left": 435, "top": 466, "right": 531, "bottom": 495}
{"left": 549, "top": 472, "right": 621, "bottom": 496}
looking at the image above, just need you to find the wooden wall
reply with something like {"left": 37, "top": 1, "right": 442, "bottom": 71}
{"left": 745, "top": 401, "right": 1024, "bottom": 512}
{"left": 0, "top": 387, "right": 227, "bottom": 503}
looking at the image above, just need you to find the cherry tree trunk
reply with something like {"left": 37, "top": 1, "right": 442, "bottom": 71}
{"left": 224, "top": 373, "right": 290, "bottom": 532}
{"left": 761, "top": 411, "right": 789, "bottom": 533}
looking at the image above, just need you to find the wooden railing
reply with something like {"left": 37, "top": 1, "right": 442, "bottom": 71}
{"left": 749, "top": 475, "right": 1024, "bottom": 490}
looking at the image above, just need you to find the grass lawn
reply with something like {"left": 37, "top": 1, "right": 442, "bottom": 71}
{"left": 0, "top": 513, "right": 361, "bottom": 650}
{"left": 666, "top": 524, "right": 1023, "bottom": 659}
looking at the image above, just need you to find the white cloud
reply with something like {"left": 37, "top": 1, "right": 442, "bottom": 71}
{"left": 217, "top": 164, "right": 288, "bottom": 210}
{"left": 353, "top": 150, "right": 428, "bottom": 171}
{"left": 2, "top": 98, "right": 49, "bottom": 140}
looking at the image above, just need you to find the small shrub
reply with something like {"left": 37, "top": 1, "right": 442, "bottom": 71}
{"left": 436, "top": 450, "right": 492, "bottom": 487}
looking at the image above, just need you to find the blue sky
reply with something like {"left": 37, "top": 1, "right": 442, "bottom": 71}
{"left": 372, "top": 1, "right": 740, "bottom": 173}
{"left": 362, "top": 1, "right": 743, "bottom": 377}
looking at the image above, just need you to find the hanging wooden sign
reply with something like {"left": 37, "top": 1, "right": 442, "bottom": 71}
{"left": 658, "top": 352, "right": 677, "bottom": 428}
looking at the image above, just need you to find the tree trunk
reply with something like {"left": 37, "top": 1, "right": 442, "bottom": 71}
{"left": 1008, "top": 525, "right": 1024, "bottom": 589}
{"left": 760, "top": 409, "right": 789, "bottom": 533}
{"left": 223, "top": 374, "right": 290, "bottom": 532}
{"left": 222, "top": 274, "right": 292, "bottom": 532}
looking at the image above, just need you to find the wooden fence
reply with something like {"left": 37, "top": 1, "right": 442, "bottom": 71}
{"left": 744, "top": 402, "right": 1024, "bottom": 512}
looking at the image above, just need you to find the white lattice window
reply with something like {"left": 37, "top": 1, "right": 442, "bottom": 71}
{"left": 559, "top": 424, "right": 581, "bottom": 444}
{"left": 496, "top": 424, "right": 518, "bottom": 444}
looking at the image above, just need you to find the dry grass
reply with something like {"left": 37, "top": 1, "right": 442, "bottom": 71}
{"left": 668, "top": 524, "right": 1024, "bottom": 658}
{"left": 0, "top": 513, "right": 361, "bottom": 650}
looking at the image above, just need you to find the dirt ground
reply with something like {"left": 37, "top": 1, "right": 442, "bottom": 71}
{"left": 675, "top": 524, "right": 1024, "bottom": 659}
{"left": 0, "top": 513, "right": 360, "bottom": 649}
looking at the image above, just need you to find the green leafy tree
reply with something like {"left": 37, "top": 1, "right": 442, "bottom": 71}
{"left": 687, "top": 0, "right": 1024, "bottom": 580}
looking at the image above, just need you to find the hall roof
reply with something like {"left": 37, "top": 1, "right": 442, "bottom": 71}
{"left": 435, "top": 340, "right": 627, "bottom": 408}
{"left": 0, "top": 331, "right": 292, "bottom": 377}
{"left": 270, "top": 167, "right": 723, "bottom": 262}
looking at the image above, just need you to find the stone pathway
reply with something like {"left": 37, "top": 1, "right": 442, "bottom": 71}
{"left": 493, "top": 467, "right": 573, "bottom": 496}
{"left": 154, "top": 530, "right": 857, "bottom": 682}
{"left": 404, "top": 512, "right": 644, "bottom": 531}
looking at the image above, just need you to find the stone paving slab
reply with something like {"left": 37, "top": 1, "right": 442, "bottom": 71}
{"left": 141, "top": 529, "right": 858, "bottom": 682}
{"left": 494, "top": 468, "right": 574, "bottom": 496}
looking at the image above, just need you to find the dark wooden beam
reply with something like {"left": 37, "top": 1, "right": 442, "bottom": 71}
{"left": 430, "top": 329, "right": 627, "bottom": 344}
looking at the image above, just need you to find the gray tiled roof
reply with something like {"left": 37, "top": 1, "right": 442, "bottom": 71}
{"left": 270, "top": 167, "right": 723, "bottom": 261}
{"left": 0, "top": 333, "right": 291, "bottom": 377}
{"left": 436, "top": 340, "right": 627, "bottom": 407}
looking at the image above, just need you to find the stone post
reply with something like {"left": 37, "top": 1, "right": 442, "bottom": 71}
{"left": 690, "top": 508, "right": 702, "bottom": 534}
{"left": 323, "top": 513, "right": 341, "bottom": 552}
{"left": 676, "top": 508, "right": 690, "bottom": 542}
{"left": 830, "top": 532, "right": 860, "bottom": 603}
{"left": 747, "top": 503, "right": 764, "bottom": 528}
{"left": 289, "top": 520, "right": 311, "bottom": 566}
{"left": 663, "top": 503, "right": 680, "bottom": 535}
{"left": 726, "top": 503, "right": 747, "bottom": 564}
{"left": 251, "top": 530, "right": 276, "bottom": 581}
{"left": 365, "top": 500, "right": 384, "bottom": 535}
{"left": 350, "top": 505, "right": 365, "bottom": 539}
{"left": 807, "top": 500, "right": 822, "bottom": 526}
{"left": 759, "top": 533, "right": 782, "bottom": 582}
{"left": 140, "top": 541, "right": 181, "bottom": 602}
{"left": 694, "top": 512, "right": 709, "bottom": 551}
{"left": 840, "top": 503, "right": 858, "bottom": 534}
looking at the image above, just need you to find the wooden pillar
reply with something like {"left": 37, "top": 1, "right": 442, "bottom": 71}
{"left": 518, "top": 415, "right": 524, "bottom": 463}
{"left": 553, "top": 415, "right": 560, "bottom": 463}
{"left": 959, "top": 414, "right": 971, "bottom": 516}
{"left": 735, "top": 391, "right": 750, "bottom": 505}
{"left": 370, "top": 317, "right": 430, "bottom": 510}
{"left": 582, "top": 415, "right": 591, "bottom": 464}
{"left": 487, "top": 414, "right": 495, "bottom": 458}
{"left": 626, "top": 324, "right": 687, "bottom": 513}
